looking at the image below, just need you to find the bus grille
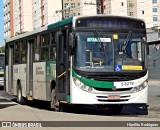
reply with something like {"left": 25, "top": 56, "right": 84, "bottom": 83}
{"left": 96, "top": 95, "right": 130, "bottom": 102}
{"left": 94, "top": 87, "right": 132, "bottom": 92}
{"left": 86, "top": 75, "right": 141, "bottom": 81}
{"left": 97, "top": 99, "right": 129, "bottom": 102}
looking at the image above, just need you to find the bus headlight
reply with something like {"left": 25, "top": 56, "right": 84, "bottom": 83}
{"left": 73, "top": 77, "right": 94, "bottom": 93}
{"left": 73, "top": 78, "right": 82, "bottom": 86}
{"left": 132, "top": 81, "right": 148, "bottom": 93}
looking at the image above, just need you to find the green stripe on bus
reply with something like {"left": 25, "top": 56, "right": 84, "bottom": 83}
{"left": 67, "top": 95, "right": 70, "bottom": 102}
{"left": 72, "top": 70, "right": 113, "bottom": 89}
{"left": 48, "top": 17, "right": 73, "bottom": 30}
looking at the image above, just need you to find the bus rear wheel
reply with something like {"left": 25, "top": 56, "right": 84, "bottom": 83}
{"left": 50, "top": 89, "right": 59, "bottom": 111}
{"left": 17, "top": 84, "right": 25, "bottom": 104}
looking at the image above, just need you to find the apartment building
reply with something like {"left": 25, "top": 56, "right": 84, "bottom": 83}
{"left": 104, "top": 0, "right": 159, "bottom": 28}
{"left": 104, "top": 0, "right": 128, "bottom": 16}
{"left": 3, "top": 0, "right": 14, "bottom": 39}
{"left": 62, "top": 0, "right": 97, "bottom": 19}
{"left": 13, "top": 0, "right": 33, "bottom": 35}
{"left": 32, "top": 0, "right": 62, "bottom": 30}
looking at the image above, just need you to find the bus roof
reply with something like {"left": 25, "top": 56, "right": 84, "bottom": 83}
{"left": 48, "top": 17, "right": 73, "bottom": 30}
{"left": 6, "top": 15, "right": 145, "bottom": 43}
{"left": 6, "top": 17, "right": 74, "bottom": 43}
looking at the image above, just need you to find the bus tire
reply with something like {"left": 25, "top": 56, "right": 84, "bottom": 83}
{"left": 50, "top": 88, "right": 59, "bottom": 111}
{"left": 17, "top": 83, "right": 25, "bottom": 104}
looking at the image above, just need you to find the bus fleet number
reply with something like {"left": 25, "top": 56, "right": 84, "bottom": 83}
{"left": 121, "top": 81, "right": 134, "bottom": 87}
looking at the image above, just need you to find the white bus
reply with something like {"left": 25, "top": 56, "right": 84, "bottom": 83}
{"left": 5, "top": 15, "right": 149, "bottom": 113}
{"left": 0, "top": 53, "right": 5, "bottom": 88}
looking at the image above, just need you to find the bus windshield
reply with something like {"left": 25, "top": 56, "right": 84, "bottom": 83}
{"left": 74, "top": 32, "right": 145, "bottom": 72}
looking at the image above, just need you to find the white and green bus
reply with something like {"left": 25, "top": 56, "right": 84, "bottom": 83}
{"left": 5, "top": 15, "right": 149, "bottom": 112}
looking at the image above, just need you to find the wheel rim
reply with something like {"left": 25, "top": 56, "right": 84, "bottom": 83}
{"left": 18, "top": 89, "right": 21, "bottom": 102}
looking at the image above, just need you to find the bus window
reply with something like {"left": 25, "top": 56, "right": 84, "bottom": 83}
{"left": 50, "top": 46, "right": 56, "bottom": 60}
{"left": 51, "top": 32, "right": 56, "bottom": 45}
{"left": 15, "top": 42, "right": 21, "bottom": 64}
{"left": 41, "top": 33, "right": 49, "bottom": 46}
{"left": 41, "top": 47, "right": 49, "bottom": 61}
{"left": 34, "top": 35, "right": 40, "bottom": 61}
{"left": 21, "top": 41, "right": 27, "bottom": 63}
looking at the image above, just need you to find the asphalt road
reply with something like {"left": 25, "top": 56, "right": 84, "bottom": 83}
{"left": 0, "top": 80, "right": 159, "bottom": 130}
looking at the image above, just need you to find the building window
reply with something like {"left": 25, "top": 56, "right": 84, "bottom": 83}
{"left": 153, "top": 16, "right": 158, "bottom": 21}
{"left": 64, "top": 3, "right": 69, "bottom": 8}
{"left": 121, "top": 2, "right": 124, "bottom": 6}
{"left": 153, "top": 8, "right": 157, "bottom": 12}
{"left": 142, "top": 10, "right": 144, "bottom": 15}
{"left": 152, "top": 0, "right": 157, "bottom": 3}
{"left": 71, "top": 3, "right": 76, "bottom": 8}
{"left": 128, "top": 3, "right": 134, "bottom": 8}
{"left": 129, "top": 12, "right": 133, "bottom": 16}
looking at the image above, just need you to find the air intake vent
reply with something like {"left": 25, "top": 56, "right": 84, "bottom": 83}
{"left": 86, "top": 75, "right": 140, "bottom": 81}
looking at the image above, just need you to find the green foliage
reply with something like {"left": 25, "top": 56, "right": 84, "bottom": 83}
{"left": 0, "top": 46, "right": 5, "bottom": 53}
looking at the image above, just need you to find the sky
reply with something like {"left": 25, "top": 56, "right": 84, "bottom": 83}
{"left": 0, "top": 0, "right": 4, "bottom": 46}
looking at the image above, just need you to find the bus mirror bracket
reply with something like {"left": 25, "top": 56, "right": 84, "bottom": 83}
{"left": 143, "top": 36, "right": 149, "bottom": 55}
{"left": 69, "top": 33, "right": 75, "bottom": 47}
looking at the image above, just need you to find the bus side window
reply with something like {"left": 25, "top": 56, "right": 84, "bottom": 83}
{"left": 15, "top": 42, "right": 21, "bottom": 64}
{"left": 34, "top": 35, "right": 40, "bottom": 61}
{"left": 41, "top": 47, "right": 49, "bottom": 61}
{"left": 41, "top": 33, "right": 49, "bottom": 61}
{"left": 21, "top": 40, "right": 27, "bottom": 63}
{"left": 50, "top": 31, "right": 56, "bottom": 60}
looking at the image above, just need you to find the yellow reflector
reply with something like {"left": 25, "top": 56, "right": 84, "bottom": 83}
{"left": 113, "top": 34, "right": 118, "bottom": 39}
{"left": 122, "top": 65, "right": 142, "bottom": 70}
{"left": 27, "top": 96, "right": 33, "bottom": 101}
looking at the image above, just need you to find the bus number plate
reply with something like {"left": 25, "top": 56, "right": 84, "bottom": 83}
{"left": 108, "top": 95, "right": 120, "bottom": 100}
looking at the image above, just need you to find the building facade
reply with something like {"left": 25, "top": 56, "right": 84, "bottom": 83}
{"left": 13, "top": 0, "right": 33, "bottom": 35}
{"left": 3, "top": 0, "right": 14, "bottom": 39}
{"left": 103, "top": 0, "right": 159, "bottom": 28}
{"left": 32, "top": 0, "right": 62, "bottom": 30}
{"left": 62, "top": 0, "right": 97, "bottom": 19}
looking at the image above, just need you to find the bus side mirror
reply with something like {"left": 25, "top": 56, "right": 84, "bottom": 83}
{"left": 69, "top": 33, "right": 75, "bottom": 47}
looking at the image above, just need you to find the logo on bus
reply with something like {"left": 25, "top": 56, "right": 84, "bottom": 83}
{"left": 112, "top": 86, "right": 117, "bottom": 91}
{"left": 36, "top": 66, "right": 44, "bottom": 75}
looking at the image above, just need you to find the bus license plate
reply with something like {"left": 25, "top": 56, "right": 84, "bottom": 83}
{"left": 108, "top": 95, "right": 120, "bottom": 100}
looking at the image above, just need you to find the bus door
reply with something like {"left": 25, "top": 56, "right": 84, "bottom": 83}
{"left": 56, "top": 30, "right": 70, "bottom": 101}
{"left": 8, "top": 45, "right": 14, "bottom": 94}
{"left": 26, "top": 39, "right": 34, "bottom": 99}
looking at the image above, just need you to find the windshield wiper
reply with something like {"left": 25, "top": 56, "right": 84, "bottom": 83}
{"left": 122, "top": 31, "right": 132, "bottom": 52}
{"left": 93, "top": 30, "right": 102, "bottom": 45}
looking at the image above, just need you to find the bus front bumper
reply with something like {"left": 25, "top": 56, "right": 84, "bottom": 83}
{"left": 71, "top": 85, "right": 148, "bottom": 104}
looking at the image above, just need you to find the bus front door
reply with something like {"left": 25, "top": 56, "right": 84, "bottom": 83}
{"left": 26, "top": 39, "right": 34, "bottom": 100}
{"left": 56, "top": 31, "right": 70, "bottom": 102}
{"left": 8, "top": 45, "right": 14, "bottom": 94}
